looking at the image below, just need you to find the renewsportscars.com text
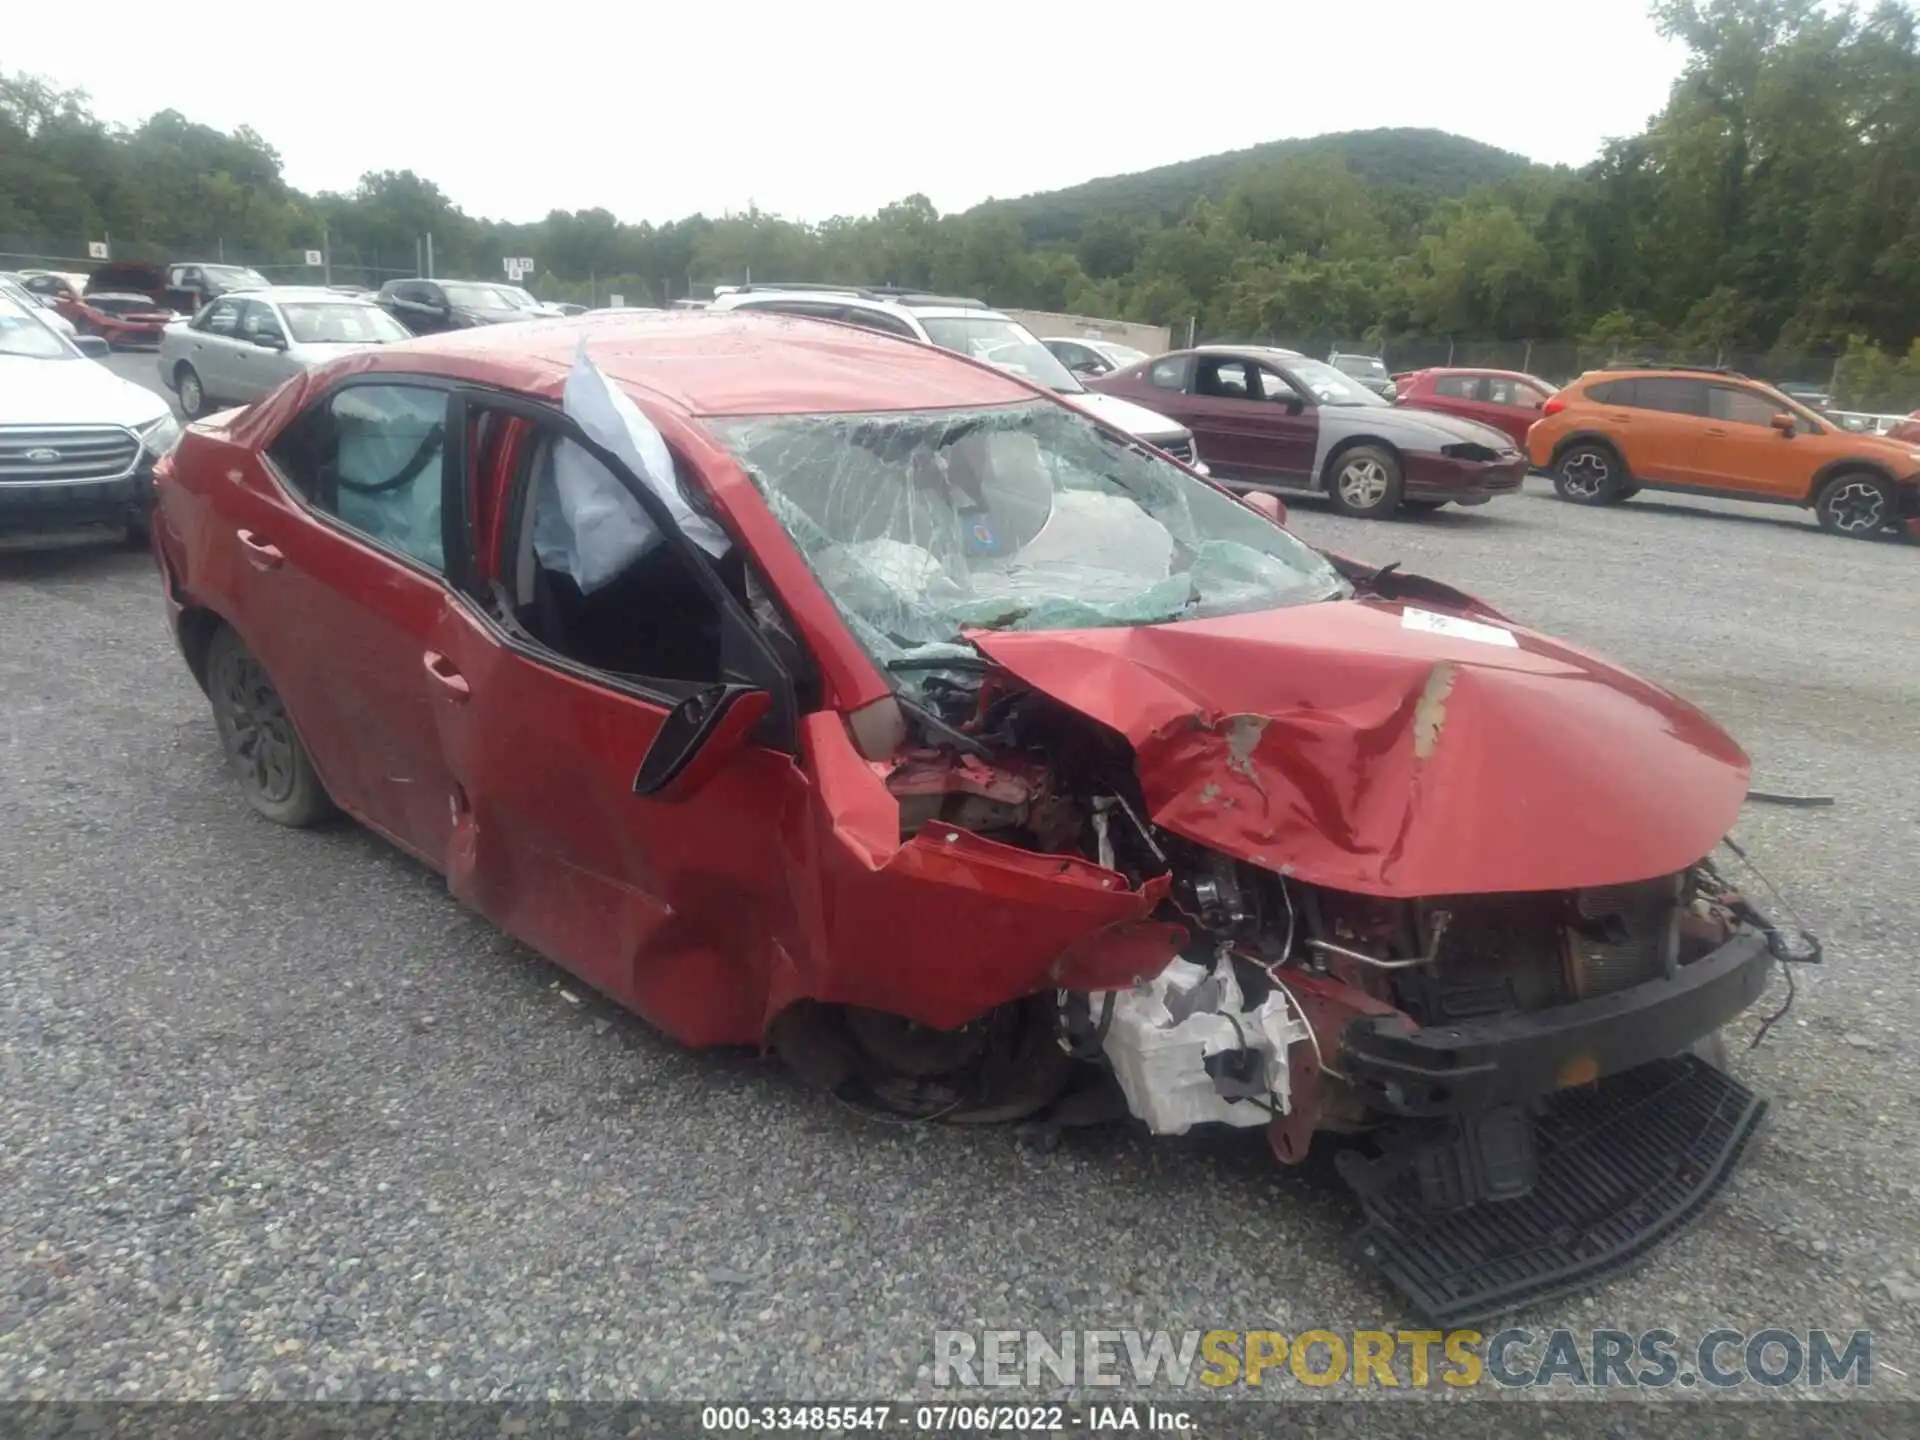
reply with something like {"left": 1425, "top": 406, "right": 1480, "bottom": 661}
{"left": 933, "top": 1327, "right": 1875, "bottom": 1389}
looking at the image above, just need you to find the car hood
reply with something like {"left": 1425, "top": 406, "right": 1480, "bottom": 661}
{"left": 970, "top": 597, "right": 1750, "bottom": 898}
{"left": 0, "top": 354, "right": 171, "bottom": 428}
{"left": 1060, "top": 389, "right": 1189, "bottom": 442}
{"left": 1327, "top": 403, "right": 1516, "bottom": 452}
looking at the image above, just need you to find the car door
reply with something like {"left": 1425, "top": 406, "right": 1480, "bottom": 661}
{"left": 1598, "top": 377, "right": 1709, "bottom": 483}
{"left": 1248, "top": 363, "right": 1323, "bottom": 482}
{"left": 234, "top": 300, "right": 299, "bottom": 398}
{"left": 1479, "top": 376, "right": 1551, "bottom": 447}
{"left": 1688, "top": 383, "right": 1808, "bottom": 497}
{"left": 420, "top": 392, "right": 807, "bottom": 1042}
{"left": 1168, "top": 355, "right": 1278, "bottom": 481}
{"left": 184, "top": 297, "right": 248, "bottom": 397}
{"left": 385, "top": 281, "right": 447, "bottom": 335}
{"left": 225, "top": 377, "right": 470, "bottom": 863}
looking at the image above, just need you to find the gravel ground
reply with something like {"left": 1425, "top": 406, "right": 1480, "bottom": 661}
{"left": 1, "top": 357, "right": 1915, "bottom": 1408}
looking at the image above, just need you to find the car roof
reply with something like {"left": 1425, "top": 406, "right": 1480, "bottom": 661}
{"left": 345, "top": 309, "right": 1035, "bottom": 418}
{"left": 1415, "top": 367, "right": 1550, "bottom": 382}
{"left": 714, "top": 287, "right": 1008, "bottom": 322}
{"left": 1181, "top": 344, "right": 1307, "bottom": 362}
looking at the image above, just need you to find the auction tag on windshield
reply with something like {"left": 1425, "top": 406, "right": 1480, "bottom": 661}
{"left": 1401, "top": 607, "right": 1519, "bottom": 648}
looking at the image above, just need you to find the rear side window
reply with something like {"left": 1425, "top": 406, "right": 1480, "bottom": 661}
{"left": 1148, "top": 355, "right": 1190, "bottom": 391}
{"left": 1630, "top": 378, "right": 1708, "bottom": 415}
{"left": 838, "top": 306, "right": 917, "bottom": 339}
{"left": 1434, "top": 375, "right": 1480, "bottom": 399}
{"left": 268, "top": 383, "right": 450, "bottom": 572}
{"left": 1586, "top": 379, "right": 1630, "bottom": 405}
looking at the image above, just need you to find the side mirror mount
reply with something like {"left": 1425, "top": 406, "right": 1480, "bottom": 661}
{"left": 253, "top": 331, "right": 287, "bottom": 350}
{"left": 73, "top": 335, "right": 111, "bottom": 359}
{"left": 633, "top": 683, "right": 770, "bottom": 800}
{"left": 1770, "top": 411, "right": 1797, "bottom": 435}
{"left": 1240, "top": 490, "right": 1288, "bottom": 527}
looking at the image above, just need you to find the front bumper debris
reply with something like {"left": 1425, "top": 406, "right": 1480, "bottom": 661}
{"left": 1349, "top": 1054, "right": 1765, "bottom": 1324}
{"left": 1337, "top": 930, "right": 1774, "bottom": 1116}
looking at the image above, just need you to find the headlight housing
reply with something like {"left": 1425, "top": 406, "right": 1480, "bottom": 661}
{"left": 137, "top": 413, "right": 183, "bottom": 459}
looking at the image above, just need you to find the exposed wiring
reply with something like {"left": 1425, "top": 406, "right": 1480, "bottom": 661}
{"left": 1746, "top": 790, "right": 1836, "bottom": 808}
{"left": 1242, "top": 951, "right": 1351, "bottom": 1084}
{"left": 1720, "top": 836, "right": 1823, "bottom": 964}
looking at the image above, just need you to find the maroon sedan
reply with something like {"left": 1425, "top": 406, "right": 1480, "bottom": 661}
{"left": 1392, "top": 367, "right": 1559, "bottom": 448}
{"left": 1090, "top": 346, "right": 1527, "bottom": 519}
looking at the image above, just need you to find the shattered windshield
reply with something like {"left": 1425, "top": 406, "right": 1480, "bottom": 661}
{"left": 714, "top": 400, "right": 1349, "bottom": 679}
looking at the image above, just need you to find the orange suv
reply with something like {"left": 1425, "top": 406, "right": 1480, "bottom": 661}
{"left": 1526, "top": 367, "right": 1920, "bottom": 541}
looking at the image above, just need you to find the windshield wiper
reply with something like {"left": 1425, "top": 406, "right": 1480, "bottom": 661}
{"left": 886, "top": 654, "right": 994, "bottom": 673}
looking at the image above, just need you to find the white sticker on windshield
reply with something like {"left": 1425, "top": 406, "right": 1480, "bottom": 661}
{"left": 1401, "top": 607, "right": 1519, "bottom": 648}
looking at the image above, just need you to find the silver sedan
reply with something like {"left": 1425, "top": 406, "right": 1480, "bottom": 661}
{"left": 157, "top": 287, "right": 412, "bottom": 417}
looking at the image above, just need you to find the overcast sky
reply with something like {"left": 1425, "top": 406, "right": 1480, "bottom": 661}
{"left": 10, "top": 1, "right": 1689, "bottom": 224}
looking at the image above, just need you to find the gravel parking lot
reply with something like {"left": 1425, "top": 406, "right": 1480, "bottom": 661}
{"left": 2, "top": 354, "right": 1916, "bottom": 1405}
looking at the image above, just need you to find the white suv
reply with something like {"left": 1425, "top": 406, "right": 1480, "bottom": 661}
{"left": 708, "top": 285, "right": 1206, "bottom": 473}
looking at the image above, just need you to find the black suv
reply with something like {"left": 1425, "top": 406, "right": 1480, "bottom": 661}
{"left": 375, "top": 278, "right": 526, "bottom": 335}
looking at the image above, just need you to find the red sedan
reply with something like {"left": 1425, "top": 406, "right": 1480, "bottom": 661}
{"left": 150, "top": 311, "right": 1781, "bottom": 1321}
{"left": 18, "top": 269, "right": 174, "bottom": 349}
{"left": 1392, "top": 368, "right": 1559, "bottom": 449}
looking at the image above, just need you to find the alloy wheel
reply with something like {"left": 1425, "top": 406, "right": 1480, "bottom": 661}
{"left": 1825, "top": 479, "right": 1886, "bottom": 534}
{"left": 1338, "top": 457, "right": 1391, "bottom": 509}
{"left": 1560, "top": 451, "right": 1610, "bottom": 499}
{"left": 213, "top": 647, "right": 298, "bottom": 804}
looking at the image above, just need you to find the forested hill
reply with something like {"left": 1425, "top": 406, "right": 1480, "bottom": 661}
{"left": 978, "top": 129, "right": 1542, "bottom": 242}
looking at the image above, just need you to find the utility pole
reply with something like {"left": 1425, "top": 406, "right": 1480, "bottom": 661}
{"left": 322, "top": 225, "right": 332, "bottom": 286}
{"left": 425, "top": 232, "right": 435, "bottom": 279}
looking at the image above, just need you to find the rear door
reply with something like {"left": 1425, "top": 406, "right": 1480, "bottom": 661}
{"left": 228, "top": 377, "right": 469, "bottom": 863}
{"left": 1600, "top": 377, "right": 1708, "bottom": 483}
{"left": 421, "top": 392, "right": 808, "bottom": 1043}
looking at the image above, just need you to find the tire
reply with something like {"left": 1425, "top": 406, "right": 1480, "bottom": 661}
{"left": 1618, "top": 484, "right": 1641, "bottom": 500}
{"left": 1401, "top": 499, "right": 1448, "bottom": 515}
{"left": 1813, "top": 471, "right": 1894, "bottom": 538}
{"left": 205, "top": 626, "right": 334, "bottom": 828}
{"left": 175, "top": 363, "right": 209, "bottom": 419}
{"left": 1326, "top": 444, "right": 1404, "bottom": 519}
{"left": 1552, "top": 442, "right": 1626, "bottom": 504}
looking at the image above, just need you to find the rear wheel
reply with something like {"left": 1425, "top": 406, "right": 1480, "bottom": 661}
{"left": 1814, "top": 471, "right": 1894, "bottom": 538}
{"left": 1553, "top": 443, "right": 1625, "bottom": 504}
{"left": 175, "top": 364, "right": 209, "bottom": 419}
{"left": 206, "top": 626, "right": 334, "bottom": 828}
{"left": 1327, "top": 444, "right": 1404, "bottom": 519}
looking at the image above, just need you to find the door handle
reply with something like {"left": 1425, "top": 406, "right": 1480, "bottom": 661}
{"left": 423, "top": 651, "right": 470, "bottom": 702}
{"left": 236, "top": 528, "right": 282, "bottom": 570}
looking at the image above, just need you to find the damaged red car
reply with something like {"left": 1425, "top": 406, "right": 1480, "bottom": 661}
{"left": 150, "top": 311, "right": 1795, "bottom": 1323}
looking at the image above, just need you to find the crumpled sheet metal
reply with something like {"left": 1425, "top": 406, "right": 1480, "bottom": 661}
{"left": 776, "top": 712, "right": 1177, "bottom": 1029}
{"left": 973, "top": 599, "right": 1752, "bottom": 898}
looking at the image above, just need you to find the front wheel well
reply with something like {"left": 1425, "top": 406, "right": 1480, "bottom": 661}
{"left": 1320, "top": 434, "right": 1403, "bottom": 491}
{"left": 1806, "top": 461, "right": 1895, "bottom": 507}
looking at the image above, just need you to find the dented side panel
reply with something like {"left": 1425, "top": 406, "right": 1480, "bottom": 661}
{"left": 778, "top": 712, "right": 1172, "bottom": 1030}
{"left": 973, "top": 600, "right": 1751, "bottom": 898}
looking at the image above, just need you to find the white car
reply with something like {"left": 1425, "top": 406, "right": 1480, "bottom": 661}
{"left": 0, "top": 288, "right": 181, "bottom": 542}
{"left": 157, "top": 286, "right": 413, "bottom": 417}
{"left": 1041, "top": 336, "right": 1152, "bottom": 377}
{"left": 708, "top": 286, "right": 1207, "bottom": 472}
{"left": 0, "top": 273, "right": 78, "bottom": 338}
